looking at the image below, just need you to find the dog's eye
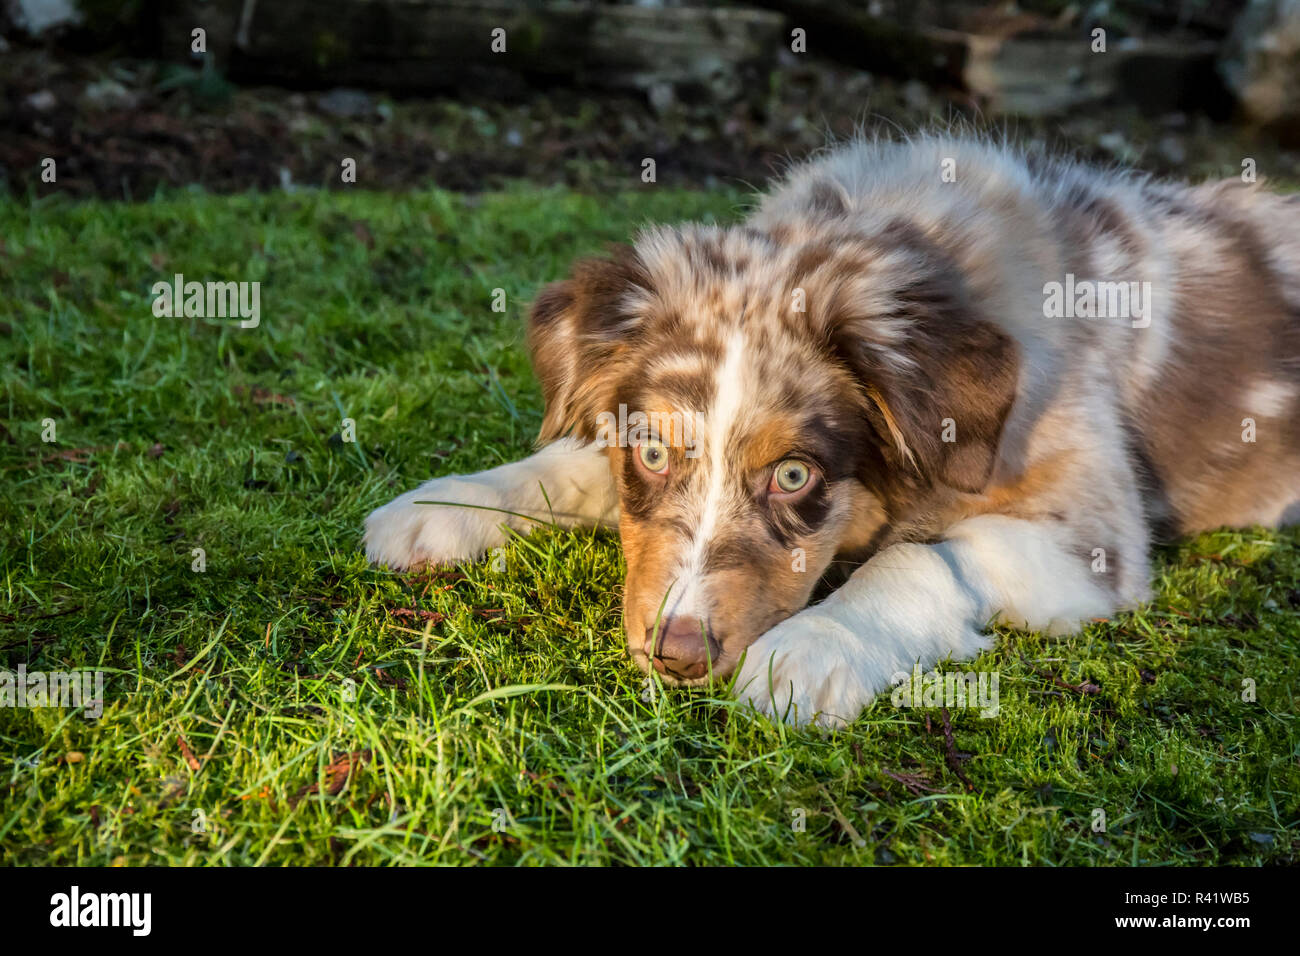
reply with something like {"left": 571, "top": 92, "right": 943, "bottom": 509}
{"left": 772, "top": 459, "right": 811, "bottom": 493}
{"left": 638, "top": 440, "right": 670, "bottom": 475}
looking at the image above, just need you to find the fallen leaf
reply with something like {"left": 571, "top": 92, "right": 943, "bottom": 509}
{"left": 177, "top": 735, "right": 201, "bottom": 771}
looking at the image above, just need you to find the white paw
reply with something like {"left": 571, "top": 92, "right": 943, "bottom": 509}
{"left": 733, "top": 612, "right": 876, "bottom": 728}
{"left": 363, "top": 475, "right": 512, "bottom": 570}
{"left": 733, "top": 609, "right": 991, "bottom": 729}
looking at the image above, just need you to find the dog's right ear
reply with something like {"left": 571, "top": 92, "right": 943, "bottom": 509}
{"left": 526, "top": 244, "right": 649, "bottom": 443}
{"left": 526, "top": 279, "right": 581, "bottom": 442}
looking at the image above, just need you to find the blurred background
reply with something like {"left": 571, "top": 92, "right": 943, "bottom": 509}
{"left": 2, "top": 0, "right": 1299, "bottom": 197}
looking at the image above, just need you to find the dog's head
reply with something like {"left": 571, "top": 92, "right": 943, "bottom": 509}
{"left": 527, "top": 221, "right": 1018, "bottom": 685}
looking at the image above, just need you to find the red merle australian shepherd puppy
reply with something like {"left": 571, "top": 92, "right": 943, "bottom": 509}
{"left": 365, "top": 135, "right": 1300, "bottom": 727}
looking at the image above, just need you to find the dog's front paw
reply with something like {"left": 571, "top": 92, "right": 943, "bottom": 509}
{"left": 732, "top": 608, "right": 991, "bottom": 729}
{"left": 733, "top": 611, "right": 882, "bottom": 729}
{"left": 364, "top": 475, "right": 513, "bottom": 570}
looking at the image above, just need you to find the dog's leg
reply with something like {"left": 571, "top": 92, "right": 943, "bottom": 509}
{"left": 733, "top": 513, "right": 1123, "bottom": 727}
{"left": 363, "top": 437, "right": 618, "bottom": 569}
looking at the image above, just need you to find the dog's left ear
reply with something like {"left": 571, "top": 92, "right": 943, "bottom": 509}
{"left": 822, "top": 240, "right": 1020, "bottom": 494}
{"left": 526, "top": 244, "right": 649, "bottom": 443}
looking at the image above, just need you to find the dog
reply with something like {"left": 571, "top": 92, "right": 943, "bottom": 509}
{"left": 364, "top": 134, "right": 1300, "bottom": 727}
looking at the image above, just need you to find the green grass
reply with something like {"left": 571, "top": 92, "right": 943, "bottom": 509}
{"left": 1, "top": 185, "right": 1297, "bottom": 866}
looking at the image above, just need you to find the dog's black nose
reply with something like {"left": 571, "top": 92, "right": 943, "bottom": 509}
{"left": 646, "top": 616, "right": 721, "bottom": 680}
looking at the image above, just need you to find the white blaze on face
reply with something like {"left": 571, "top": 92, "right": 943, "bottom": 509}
{"left": 663, "top": 328, "right": 752, "bottom": 620}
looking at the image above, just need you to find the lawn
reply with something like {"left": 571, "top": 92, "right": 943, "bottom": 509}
{"left": 1, "top": 184, "right": 1297, "bottom": 865}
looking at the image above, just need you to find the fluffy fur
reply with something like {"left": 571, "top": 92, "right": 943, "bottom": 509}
{"left": 364, "top": 134, "right": 1300, "bottom": 727}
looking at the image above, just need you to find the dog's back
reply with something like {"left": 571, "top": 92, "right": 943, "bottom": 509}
{"left": 751, "top": 135, "right": 1300, "bottom": 534}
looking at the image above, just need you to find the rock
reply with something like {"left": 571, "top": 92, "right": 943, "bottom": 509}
{"left": 1220, "top": 0, "right": 1300, "bottom": 140}
{"left": 160, "top": 1, "right": 783, "bottom": 100}
{"left": 966, "top": 33, "right": 1223, "bottom": 118}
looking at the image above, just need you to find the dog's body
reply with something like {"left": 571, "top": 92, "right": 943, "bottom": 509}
{"left": 365, "top": 135, "right": 1300, "bottom": 726}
